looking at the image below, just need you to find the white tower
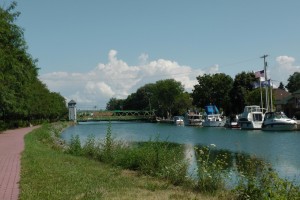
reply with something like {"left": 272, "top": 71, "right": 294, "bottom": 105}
{"left": 68, "top": 100, "right": 77, "bottom": 122}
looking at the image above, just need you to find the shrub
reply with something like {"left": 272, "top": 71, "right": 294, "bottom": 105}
{"left": 194, "top": 144, "right": 229, "bottom": 194}
{"left": 68, "top": 134, "right": 82, "bottom": 156}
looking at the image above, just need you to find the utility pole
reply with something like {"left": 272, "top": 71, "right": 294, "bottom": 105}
{"left": 261, "top": 55, "right": 268, "bottom": 112}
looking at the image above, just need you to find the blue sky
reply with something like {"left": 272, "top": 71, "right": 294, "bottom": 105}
{"left": 4, "top": 0, "right": 300, "bottom": 108}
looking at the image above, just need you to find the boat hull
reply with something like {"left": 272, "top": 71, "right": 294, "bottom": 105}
{"left": 203, "top": 120, "right": 225, "bottom": 127}
{"left": 239, "top": 121, "right": 262, "bottom": 130}
{"left": 262, "top": 123, "right": 297, "bottom": 131}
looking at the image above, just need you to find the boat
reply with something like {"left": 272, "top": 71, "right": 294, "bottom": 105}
{"left": 225, "top": 115, "right": 240, "bottom": 129}
{"left": 173, "top": 116, "right": 184, "bottom": 126}
{"left": 184, "top": 110, "right": 203, "bottom": 126}
{"left": 202, "top": 105, "right": 226, "bottom": 127}
{"left": 238, "top": 105, "right": 264, "bottom": 130}
{"left": 262, "top": 111, "right": 297, "bottom": 131}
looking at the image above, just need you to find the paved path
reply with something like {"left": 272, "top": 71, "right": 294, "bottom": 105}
{"left": 0, "top": 126, "right": 39, "bottom": 200}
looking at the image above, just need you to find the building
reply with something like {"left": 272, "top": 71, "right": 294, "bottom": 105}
{"left": 68, "top": 100, "right": 77, "bottom": 121}
{"left": 274, "top": 89, "right": 300, "bottom": 119}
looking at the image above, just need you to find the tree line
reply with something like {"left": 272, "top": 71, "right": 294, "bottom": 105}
{"left": 0, "top": 3, "right": 67, "bottom": 130}
{"left": 107, "top": 71, "right": 300, "bottom": 118}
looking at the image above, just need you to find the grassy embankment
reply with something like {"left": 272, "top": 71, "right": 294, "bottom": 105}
{"left": 19, "top": 123, "right": 217, "bottom": 200}
{"left": 20, "top": 122, "right": 300, "bottom": 200}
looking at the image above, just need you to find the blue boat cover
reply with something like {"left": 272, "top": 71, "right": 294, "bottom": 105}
{"left": 205, "top": 105, "right": 219, "bottom": 115}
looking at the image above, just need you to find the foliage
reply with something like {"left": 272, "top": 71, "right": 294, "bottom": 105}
{"left": 233, "top": 155, "right": 300, "bottom": 200}
{"left": 107, "top": 79, "right": 192, "bottom": 118}
{"left": 21, "top": 124, "right": 206, "bottom": 200}
{"left": 192, "top": 73, "right": 233, "bottom": 114}
{"left": 286, "top": 72, "right": 300, "bottom": 93}
{"left": 0, "top": 2, "right": 67, "bottom": 130}
{"left": 278, "top": 82, "right": 285, "bottom": 90}
{"left": 68, "top": 134, "right": 82, "bottom": 156}
{"left": 229, "top": 72, "right": 257, "bottom": 114}
{"left": 194, "top": 144, "right": 230, "bottom": 194}
{"left": 106, "top": 97, "right": 125, "bottom": 110}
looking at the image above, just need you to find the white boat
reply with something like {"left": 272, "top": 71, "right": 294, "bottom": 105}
{"left": 238, "top": 105, "right": 264, "bottom": 130}
{"left": 184, "top": 111, "right": 203, "bottom": 126}
{"left": 262, "top": 112, "right": 297, "bottom": 131}
{"left": 202, "top": 105, "right": 226, "bottom": 127}
{"left": 173, "top": 116, "right": 184, "bottom": 126}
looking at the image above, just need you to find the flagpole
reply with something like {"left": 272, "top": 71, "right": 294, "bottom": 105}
{"left": 261, "top": 55, "right": 268, "bottom": 112}
{"left": 270, "top": 80, "right": 273, "bottom": 112}
{"left": 260, "top": 78, "right": 263, "bottom": 110}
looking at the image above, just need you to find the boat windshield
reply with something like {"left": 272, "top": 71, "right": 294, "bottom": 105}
{"left": 245, "top": 106, "right": 261, "bottom": 113}
{"left": 253, "top": 113, "right": 263, "bottom": 121}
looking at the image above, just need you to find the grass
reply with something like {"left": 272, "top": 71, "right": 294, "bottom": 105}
{"left": 20, "top": 123, "right": 219, "bottom": 200}
{"left": 20, "top": 122, "right": 300, "bottom": 200}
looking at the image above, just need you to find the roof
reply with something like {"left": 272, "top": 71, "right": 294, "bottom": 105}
{"left": 68, "top": 100, "right": 76, "bottom": 105}
{"left": 273, "top": 89, "right": 290, "bottom": 101}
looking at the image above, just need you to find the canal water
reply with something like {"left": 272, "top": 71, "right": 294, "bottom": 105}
{"left": 61, "top": 121, "right": 300, "bottom": 182}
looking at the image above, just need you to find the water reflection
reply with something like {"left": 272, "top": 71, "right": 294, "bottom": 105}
{"left": 185, "top": 144, "right": 272, "bottom": 186}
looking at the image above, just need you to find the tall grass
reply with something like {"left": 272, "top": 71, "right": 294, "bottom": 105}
{"left": 35, "top": 122, "right": 300, "bottom": 199}
{"left": 67, "top": 122, "right": 189, "bottom": 186}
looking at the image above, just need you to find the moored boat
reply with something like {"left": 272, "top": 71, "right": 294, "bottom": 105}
{"left": 184, "top": 110, "right": 203, "bottom": 126}
{"left": 225, "top": 115, "right": 240, "bottom": 129}
{"left": 262, "top": 111, "right": 297, "bottom": 131}
{"left": 238, "top": 105, "right": 264, "bottom": 130}
{"left": 173, "top": 116, "right": 184, "bottom": 126}
{"left": 202, "top": 105, "right": 226, "bottom": 127}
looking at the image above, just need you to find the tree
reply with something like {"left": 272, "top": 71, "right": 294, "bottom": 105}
{"left": 192, "top": 73, "right": 233, "bottom": 114}
{"left": 278, "top": 82, "right": 285, "bottom": 90}
{"left": 151, "top": 79, "right": 186, "bottom": 118}
{"left": 229, "top": 72, "right": 257, "bottom": 114}
{"left": 286, "top": 72, "right": 300, "bottom": 93}
{"left": 106, "top": 98, "right": 124, "bottom": 110}
{"left": 0, "top": 2, "right": 67, "bottom": 128}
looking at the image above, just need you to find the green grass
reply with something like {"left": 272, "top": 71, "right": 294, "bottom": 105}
{"left": 20, "top": 123, "right": 219, "bottom": 200}
{"left": 20, "top": 123, "right": 300, "bottom": 200}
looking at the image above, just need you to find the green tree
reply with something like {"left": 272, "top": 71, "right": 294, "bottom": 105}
{"left": 106, "top": 98, "right": 125, "bottom": 110}
{"left": 192, "top": 73, "right": 233, "bottom": 114}
{"left": 286, "top": 72, "right": 300, "bottom": 93}
{"left": 229, "top": 72, "right": 257, "bottom": 114}
{"left": 123, "top": 83, "right": 156, "bottom": 110}
{"left": 0, "top": 2, "right": 67, "bottom": 128}
{"left": 278, "top": 82, "right": 285, "bottom": 90}
{"left": 151, "top": 79, "right": 186, "bottom": 118}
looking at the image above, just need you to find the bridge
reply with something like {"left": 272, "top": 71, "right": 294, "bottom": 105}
{"left": 76, "top": 110, "right": 156, "bottom": 122}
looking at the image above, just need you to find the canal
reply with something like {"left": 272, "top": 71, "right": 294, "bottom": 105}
{"left": 61, "top": 121, "right": 300, "bottom": 182}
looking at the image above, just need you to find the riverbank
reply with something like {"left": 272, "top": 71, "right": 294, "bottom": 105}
{"left": 19, "top": 123, "right": 220, "bottom": 200}
{"left": 20, "top": 122, "right": 300, "bottom": 199}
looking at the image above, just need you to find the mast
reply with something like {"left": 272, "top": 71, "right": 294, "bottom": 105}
{"left": 261, "top": 55, "right": 268, "bottom": 112}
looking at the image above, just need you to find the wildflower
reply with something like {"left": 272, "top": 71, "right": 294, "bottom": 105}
{"left": 210, "top": 144, "right": 216, "bottom": 148}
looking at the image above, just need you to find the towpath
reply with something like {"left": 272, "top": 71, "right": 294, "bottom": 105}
{"left": 0, "top": 126, "right": 39, "bottom": 200}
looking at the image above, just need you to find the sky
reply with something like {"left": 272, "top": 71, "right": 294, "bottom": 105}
{"left": 3, "top": 0, "right": 300, "bottom": 109}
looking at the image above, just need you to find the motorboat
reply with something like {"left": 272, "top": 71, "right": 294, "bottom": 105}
{"left": 173, "top": 116, "right": 184, "bottom": 126}
{"left": 225, "top": 115, "right": 240, "bottom": 129}
{"left": 184, "top": 110, "right": 203, "bottom": 126}
{"left": 262, "top": 111, "right": 297, "bottom": 131}
{"left": 202, "top": 105, "right": 226, "bottom": 127}
{"left": 238, "top": 105, "right": 264, "bottom": 130}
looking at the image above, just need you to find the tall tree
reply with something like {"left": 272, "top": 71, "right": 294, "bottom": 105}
{"left": 0, "top": 2, "right": 67, "bottom": 128}
{"left": 192, "top": 73, "right": 233, "bottom": 114}
{"left": 229, "top": 72, "right": 257, "bottom": 114}
{"left": 285, "top": 72, "right": 300, "bottom": 93}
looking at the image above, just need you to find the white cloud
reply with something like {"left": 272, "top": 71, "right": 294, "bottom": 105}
{"left": 271, "top": 56, "right": 300, "bottom": 85}
{"left": 39, "top": 50, "right": 220, "bottom": 109}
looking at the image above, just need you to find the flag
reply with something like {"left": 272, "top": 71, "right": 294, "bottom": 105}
{"left": 261, "top": 79, "right": 270, "bottom": 87}
{"left": 255, "top": 70, "right": 265, "bottom": 78}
